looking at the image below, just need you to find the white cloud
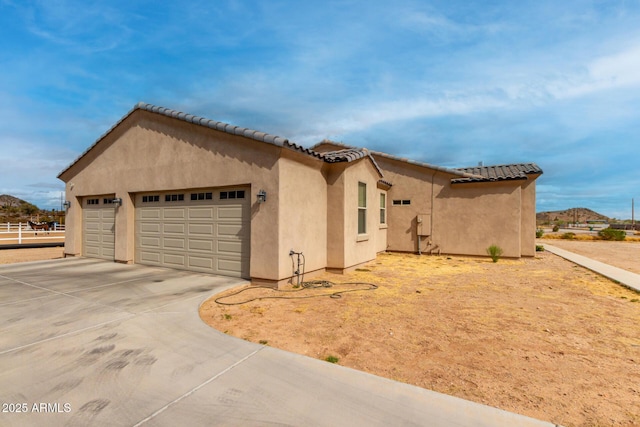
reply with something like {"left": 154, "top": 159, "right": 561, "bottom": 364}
{"left": 540, "top": 43, "right": 640, "bottom": 99}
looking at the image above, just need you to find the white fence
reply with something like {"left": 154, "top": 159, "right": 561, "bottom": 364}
{"left": 0, "top": 222, "right": 65, "bottom": 244}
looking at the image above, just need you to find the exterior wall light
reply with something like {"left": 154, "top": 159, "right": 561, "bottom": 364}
{"left": 63, "top": 201, "right": 71, "bottom": 209}
{"left": 257, "top": 189, "right": 267, "bottom": 203}
{"left": 112, "top": 198, "right": 123, "bottom": 206}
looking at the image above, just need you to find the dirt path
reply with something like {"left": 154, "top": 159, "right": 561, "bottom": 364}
{"left": 201, "top": 248, "right": 640, "bottom": 427}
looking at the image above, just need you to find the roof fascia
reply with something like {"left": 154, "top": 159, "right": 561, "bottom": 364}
{"left": 58, "top": 102, "right": 323, "bottom": 180}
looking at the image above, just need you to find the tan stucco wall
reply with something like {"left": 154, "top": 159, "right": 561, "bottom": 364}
{"left": 434, "top": 182, "right": 522, "bottom": 257}
{"left": 324, "top": 158, "right": 382, "bottom": 270}
{"left": 373, "top": 155, "right": 537, "bottom": 258}
{"left": 60, "top": 110, "right": 283, "bottom": 280}
{"left": 325, "top": 163, "right": 347, "bottom": 269}
{"left": 520, "top": 176, "right": 539, "bottom": 256}
{"left": 373, "top": 156, "right": 445, "bottom": 253}
{"left": 277, "top": 151, "right": 328, "bottom": 279}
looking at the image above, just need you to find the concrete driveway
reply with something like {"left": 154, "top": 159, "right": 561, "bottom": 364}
{"left": 0, "top": 258, "right": 556, "bottom": 427}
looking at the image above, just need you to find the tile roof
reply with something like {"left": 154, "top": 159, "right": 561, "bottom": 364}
{"left": 59, "top": 102, "right": 328, "bottom": 178}
{"left": 311, "top": 140, "right": 487, "bottom": 180}
{"left": 378, "top": 179, "right": 393, "bottom": 189}
{"left": 320, "top": 148, "right": 368, "bottom": 163}
{"left": 58, "top": 103, "right": 542, "bottom": 186}
{"left": 451, "top": 163, "right": 543, "bottom": 184}
{"left": 368, "top": 150, "right": 486, "bottom": 180}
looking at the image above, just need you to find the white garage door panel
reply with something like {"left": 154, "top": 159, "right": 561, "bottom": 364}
{"left": 141, "top": 209, "right": 161, "bottom": 219}
{"left": 218, "top": 223, "right": 243, "bottom": 237}
{"left": 164, "top": 238, "right": 186, "bottom": 249}
{"left": 189, "top": 224, "right": 214, "bottom": 235}
{"left": 135, "top": 188, "right": 249, "bottom": 277}
{"left": 85, "top": 234, "right": 100, "bottom": 243}
{"left": 189, "top": 239, "right": 213, "bottom": 251}
{"left": 218, "top": 206, "right": 243, "bottom": 219}
{"left": 164, "top": 223, "right": 185, "bottom": 234}
{"left": 218, "top": 258, "right": 242, "bottom": 274}
{"left": 141, "top": 223, "right": 161, "bottom": 233}
{"left": 140, "top": 236, "right": 161, "bottom": 247}
{"left": 164, "top": 208, "right": 186, "bottom": 219}
{"left": 140, "top": 251, "right": 161, "bottom": 263}
{"left": 163, "top": 253, "right": 185, "bottom": 266}
{"left": 217, "top": 240, "right": 242, "bottom": 254}
{"left": 188, "top": 256, "right": 213, "bottom": 269}
{"left": 85, "top": 247, "right": 101, "bottom": 257}
{"left": 189, "top": 207, "right": 214, "bottom": 219}
{"left": 103, "top": 247, "right": 115, "bottom": 258}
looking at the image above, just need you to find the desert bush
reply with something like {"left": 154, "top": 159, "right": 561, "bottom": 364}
{"left": 598, "top": 227, "right": 626, "bottom": 241}
{"left": 552, "top": 225, "right": 560, "bottom": 232}
{"left": 536, "top": 245, "right": 545, "bottom": 252}
{"left": 561, "top": 232, "right": 576, "bottom": 240}
{"left": 486, "top": 244, "right": 503, "bottom": 263}
{"left": 536, "top": 228, "right": 544, "bottom": 238}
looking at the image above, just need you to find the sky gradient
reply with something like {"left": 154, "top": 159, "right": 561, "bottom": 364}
{"left": 1, "top": 0, "right": 639, "bottom": 218}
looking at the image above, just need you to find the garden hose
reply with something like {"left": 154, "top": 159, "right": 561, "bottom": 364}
{"left": 214, "top": 281, "right": 378, "bottom": 306}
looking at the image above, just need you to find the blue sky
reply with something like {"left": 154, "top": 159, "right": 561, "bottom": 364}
{"left": 1, "top": 0, "right": 639, "bottom": 218}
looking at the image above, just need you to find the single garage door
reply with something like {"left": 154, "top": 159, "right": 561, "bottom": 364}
{"left": 135, "top": 188, "right": 250, "bottom": 277}
{"left": 83, "top": 196, "right": 116, "bottom": 260}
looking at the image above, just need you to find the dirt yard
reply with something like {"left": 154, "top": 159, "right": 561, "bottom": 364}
{"left": 3, "top": 245, "right": 638, "bottom": 425}
{"left": 540, "top": 238, "right": 640, "bottom": 275}
{"left": 0, "top": 247, "right": 64, "bottom": 264}
{"left": 200, "top": 245, "right": 640, "bottom": 427}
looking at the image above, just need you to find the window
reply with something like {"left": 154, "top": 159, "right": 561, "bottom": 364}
{"left": 220, "top": 190, "right": 245, "bottom": 200}
{"left": 380, "top": 193, "right": 386, "bottom": 224}
{"left": 103, "top": 198, "right": 113, "bottom": 204}
{"left": 142, "top": 195, "right": 160, "bottom": 203}
{"left": 190, "top": 192, "right": 213, "bottom": 201}
{"left": 86, "top": 199, "right": 99, "bottom": 205}
{"left": 358, "top": 182, "right": 367, "bottom": 234}
{"left": 392, "top": 199, "right": 411, "bottom": 206}
{"left": 165, "top": 194, "right": 184, "bottom": 202}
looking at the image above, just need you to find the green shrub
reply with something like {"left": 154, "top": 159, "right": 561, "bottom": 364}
{"left": 486, "top": 245, "right": 503, "bottom": 263}
{"left": 325, "top": 355, "right": 339, "bottom": 363}
{"left": 536, "top": 245, "right": 545, "bottom": 252}
{"left": 598, "top": 227, "right": 626, "bottom": 241}
{"left": 552, "top": 225, "right": 560, "bottom": 232}
{"left": 561, "top": 232, "right": 576, "bottom": 240}
{"left": 536, "top": 228, "right": 544, "bottom": 238}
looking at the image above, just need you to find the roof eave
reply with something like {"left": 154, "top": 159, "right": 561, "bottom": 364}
{"left": 58, "top": 102, "right": 309, "bottom": 180}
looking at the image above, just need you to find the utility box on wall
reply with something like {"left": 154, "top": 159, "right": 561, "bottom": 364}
{"left": 417, "top": 213, "right": 431, "bottom": 237}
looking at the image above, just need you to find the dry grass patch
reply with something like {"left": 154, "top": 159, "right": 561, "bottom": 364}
{"left": 200, "top": 251, "right": 640, "bottom": 427}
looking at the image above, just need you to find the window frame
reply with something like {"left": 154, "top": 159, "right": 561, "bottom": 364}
{"left": 358, "top": 182, "right": 367, "bottom": 234}
{"left": 379, "top": 193, "right": 386, "bottom": 224}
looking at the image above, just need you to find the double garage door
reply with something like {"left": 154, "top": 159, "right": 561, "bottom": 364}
{"left": 135, "top": 188, "right": 250, "bottom": 278}
{"left": 82, "top": 188, "right": 250, "bottom": 278}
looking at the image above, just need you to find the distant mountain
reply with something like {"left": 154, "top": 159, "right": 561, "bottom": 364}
{"left": 0, "top": 194, "right": 44, "bottom": 222}
{"left": 0, "top": 194, "right": 31, "bottom": 208}
{"left": 537, "top": 207, "right": 609, "bottom": 223}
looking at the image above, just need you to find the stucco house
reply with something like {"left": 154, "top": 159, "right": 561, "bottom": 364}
{"left": 58, "top": 103, "right": 542, "bottom": 286}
